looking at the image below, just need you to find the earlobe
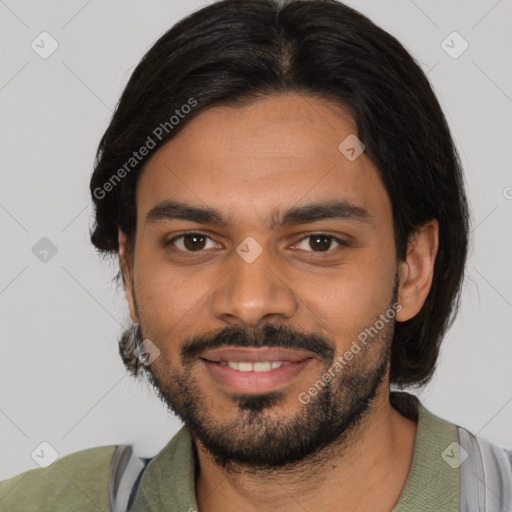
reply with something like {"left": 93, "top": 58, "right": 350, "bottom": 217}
{"left": 396, "top": 219, "right": 439, "bottom": 322}
{"left": 118, "top": 228, "right": 139, "bottom": 323}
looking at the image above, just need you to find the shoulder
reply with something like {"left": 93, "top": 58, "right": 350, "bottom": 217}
{"left": 392, "top": 391, "right": 512, "bottom": 510}
{"left": 0, "top": 445, "right": 117, "bottom": 512}
{"left": 456, "top": 425, "right": 512, "bottom": 510}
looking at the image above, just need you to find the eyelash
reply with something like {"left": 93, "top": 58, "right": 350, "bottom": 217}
{"left": 164, "top": 231, "right": 349, "bottom": 255}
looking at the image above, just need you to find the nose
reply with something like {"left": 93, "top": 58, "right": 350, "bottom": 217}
{"left": 209, "top": 243, "right": 298, "bottom": 329}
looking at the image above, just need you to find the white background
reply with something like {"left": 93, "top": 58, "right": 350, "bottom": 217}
{"left": 1, "top": 0, "right": 511, "bottom": 480}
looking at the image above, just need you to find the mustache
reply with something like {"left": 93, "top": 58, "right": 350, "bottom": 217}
{"left": 181, "top": 323, "right": 335, "bottom": 365}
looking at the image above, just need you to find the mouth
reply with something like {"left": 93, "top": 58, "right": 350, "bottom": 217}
{"left": 199, "top": 346, "right": 315, "bottom": 393}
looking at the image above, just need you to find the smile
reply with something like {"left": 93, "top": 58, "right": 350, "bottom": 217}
{"left": 214, "top": 360, "right": 287, "bottom": 371}
{"left": 200, "top": 355, "right": 313, "bottom": 393}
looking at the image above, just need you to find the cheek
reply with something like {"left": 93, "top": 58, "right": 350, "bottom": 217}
{"left": 295, "top": 247, "right": 396, "bottom": 343}
{"left": 135, "top": 234, "right": 214, "bottom": 311}
{"left": 133, "top": 260, "right": 214, "bottom": 355}
{"left": 136, "top": 278, "right": 209, "bottom": 337}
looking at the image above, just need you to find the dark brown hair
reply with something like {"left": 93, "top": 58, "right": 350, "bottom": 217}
{"left": 89, "top": 0, "right": 470, "bottom": 388}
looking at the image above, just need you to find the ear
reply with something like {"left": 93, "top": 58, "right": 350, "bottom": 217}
{"left": 396, "top": 219, "right": 439, "bottom": 322}
{"left": 118, "top": 228, "right": 139, "bottom": 323}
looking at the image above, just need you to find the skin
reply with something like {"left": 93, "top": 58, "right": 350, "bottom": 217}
{"left": 118, "top": 93, "right": 439, "bottom": 511}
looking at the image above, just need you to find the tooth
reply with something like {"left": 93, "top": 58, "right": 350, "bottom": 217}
{"left": 224, "top": 361, "right": 286, "bottom": 371}
{"left": 253, "top": 362, "right": 271, "bottom": 372}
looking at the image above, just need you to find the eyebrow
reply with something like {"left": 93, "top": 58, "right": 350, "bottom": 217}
{"left": 145, "top": 198, "right": 372, "bottom": 229}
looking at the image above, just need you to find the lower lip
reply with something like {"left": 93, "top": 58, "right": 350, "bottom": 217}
{"left": 201, "top": 359, "right": 313, "bottom": 393}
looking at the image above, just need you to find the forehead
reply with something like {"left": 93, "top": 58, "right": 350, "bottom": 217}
{"left": 136, "top": 93, "right": 391, "bottom": 228}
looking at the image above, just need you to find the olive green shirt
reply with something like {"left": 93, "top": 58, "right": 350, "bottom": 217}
{"left": 0, "top": 395, "right": 460, "bottom": 511}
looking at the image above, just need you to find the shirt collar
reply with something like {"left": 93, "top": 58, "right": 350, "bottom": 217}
{"left": 130, "top": 391, "right": 459, "bottom": 511}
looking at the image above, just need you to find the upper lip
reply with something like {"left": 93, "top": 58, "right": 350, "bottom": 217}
{"left": 201, "top": 347, "right": 314, "bottom": 363}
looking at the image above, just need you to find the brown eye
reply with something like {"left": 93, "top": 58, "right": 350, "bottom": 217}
{"left": 295, "top": 234, "right": 346, "bottom": 253}
{"left": 167, "top": 233, "right": 218, "bottom": 252}
{"left": 309, "top": 235, "right": 332, "bottom": 252}
{"left": 182, "top": 234, "right": 207, "bottom": 251}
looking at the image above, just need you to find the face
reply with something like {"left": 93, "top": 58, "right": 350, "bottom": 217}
{"left": 121, "top": 93, "right": 402, "bottom": 471}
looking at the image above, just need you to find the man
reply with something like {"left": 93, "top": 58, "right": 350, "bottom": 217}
{"left": 1, "top": 0, "right": 511, "bottom": 510}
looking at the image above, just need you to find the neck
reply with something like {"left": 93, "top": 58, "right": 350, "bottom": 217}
{"left": 194, "top": 388, "right": 418, "bottom": 512}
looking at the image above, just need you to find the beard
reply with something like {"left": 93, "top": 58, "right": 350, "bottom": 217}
{"left": 136, "top": 289, "right": 397, "bottom": 474}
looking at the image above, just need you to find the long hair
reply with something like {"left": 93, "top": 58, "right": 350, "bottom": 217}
{"left": 89, "top": 0, "right": 470, "bottom": 387}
